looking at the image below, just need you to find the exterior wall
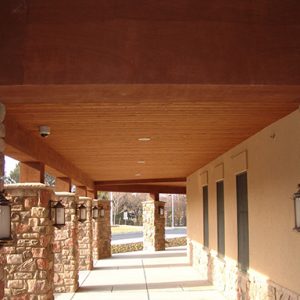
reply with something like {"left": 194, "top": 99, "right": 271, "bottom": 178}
{"left": 93, "top": 200, "right": 111, "bottom": 260}
{"left": 143, "top": 199, "right": 165, "bottom": 251}
{"left": 3, "top": 184, "right": 55, "bottom": 299}
{"left": 77, "top": 197, "right": 93, "bottom": 270}
{"left": 187, "top": 110, "right": 300, "bottom": 298}
{"left": 53, "top": 192, "right": 79, "bottom": 293}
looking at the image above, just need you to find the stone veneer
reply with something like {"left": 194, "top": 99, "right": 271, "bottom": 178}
{"left": 53, "top": 192, "right": 79, "bottom": 293}
{"left": 0, "top": 103, "right": 5, "bottom": 300}
{"left": 77, "top": 197, "right": 93, "bottom": 270}
{"left": 3, "top": 184, "right": 55, "bottom": 300}
{"left": 92, "top": 200, "right": 111, "bottom": 260}
{"left": 142, "top": 199, "right": 165, "bottom": 251}
{"left": 188, "top": 239, "right": 300, "bottom": 300}
{"left": 0, "top": 249, "right": 4, "bottom": 300}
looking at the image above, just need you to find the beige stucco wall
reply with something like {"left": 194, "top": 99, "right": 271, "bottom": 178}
{"left": 187, "top": 109, "right": 300, "bottom": 294}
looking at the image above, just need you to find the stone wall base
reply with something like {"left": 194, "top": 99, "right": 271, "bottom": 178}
{"left": 188, "top": 239, "right": 300, "bottom": 300}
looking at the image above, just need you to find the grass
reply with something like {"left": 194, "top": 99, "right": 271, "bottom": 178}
{"left": 111, "top": 225, "right": 143, "bottom": 234}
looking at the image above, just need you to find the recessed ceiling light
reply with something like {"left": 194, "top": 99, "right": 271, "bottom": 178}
{"left": 135, "top": 173, "right": 141, "bottom": 177}
{"left": 138, "top": 137, "right": 151, "bottom": 142}
{"left": 137, "top": 161, "right": 145, "bottom": 164}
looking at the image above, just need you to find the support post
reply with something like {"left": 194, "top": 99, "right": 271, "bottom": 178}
{"left": 53, "top": 192, "right": 79, "bottom": 293}
{"left": 77, "top": 197, "right": 93, "bottom": 270}
{"left": 143, "top": 193, "right": 166, "bottom": 251}
{"left": 20, "top": 161, "right": 45, "bottom": 183}
{"left": 3, "top": 184, "right": 55, "bottom": 299}
{"left": 0, "top": 103, "right": 5, "bottom": 299}
{"left": 93, "top": 199, "right": 111, "bottom": 259}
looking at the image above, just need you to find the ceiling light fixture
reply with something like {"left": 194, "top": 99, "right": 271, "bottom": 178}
{"left": 137, "top": 161, "right": 145, "bottom": 164}
{"left": 138, "top": 137, "right": 151, "bottom": 142}
{"left": 135, "top": 173, "right": 141, "bottom": 177}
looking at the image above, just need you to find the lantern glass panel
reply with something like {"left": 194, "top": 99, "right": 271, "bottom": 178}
{"left": 100, "top": 208, "right": 105, "bottom": 217}
{"left": 159, "top": 207, "right": 164, "bottom": 216}
{"left": 55, "top": 206, "right": 65, "bottom": 226}
{"left": 0, "top": 204, "right": 11, "bottom": 239}
{"left": 295, "top": 197, "right": 300, "bottom": 229}
{"left": 92, "top": 206, "right": 99, "bottom": 219}
{"left": 79, "top": 205, "right": 87, "bottom": 221}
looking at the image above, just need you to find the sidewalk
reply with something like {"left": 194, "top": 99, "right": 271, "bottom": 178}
{"left": 55, "top": 246, "right": 225, "bottom": 300}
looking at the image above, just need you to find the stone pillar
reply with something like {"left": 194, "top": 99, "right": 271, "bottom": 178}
{"left": 53, "top": 192, "right": 79, "bottom": 293}
{"left": 20, "top": 162, "right": 45, "bottom": 183}
{"left": 93, "top": 200, "right": 111, "bottom": 260}
{"left": 3, "top": 184, "right": 55, "bottom": 299}
{"left": 143, "top": 194, "right": 166, "bottom": 251}
{"left": 77, "top": 197, "right": 93, "bottom": 270}
{"left": 0, "top": 103, "right": 5, "bottom": 299}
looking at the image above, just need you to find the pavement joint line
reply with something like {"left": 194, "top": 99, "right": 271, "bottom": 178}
{"left": 141, "top": 259, "right": 150, "bottom": 300}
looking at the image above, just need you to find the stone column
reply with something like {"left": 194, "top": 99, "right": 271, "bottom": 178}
{"left": 3, "top": 184, "right": 55, "bottom": 299}
{"left": 93, "top": 200, "right": 111, "bottom": 259}
{"left": 143, "top": 194, "right": 166, "bottom": 251}
{"left": 53, "top": 192, "right": 79, "bottom": 293}
{"left": 0, "top": 103, "right": 5, "bottom": 300}
{"left": 77, "top": 197, "right": 93, "bottom": 270}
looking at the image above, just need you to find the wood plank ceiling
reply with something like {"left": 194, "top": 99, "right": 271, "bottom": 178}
{"left": 1, "top": 85, "right": 300, "bottom": 189}
{"left": 1, "top": 1, "right": 300, "bottom": 191}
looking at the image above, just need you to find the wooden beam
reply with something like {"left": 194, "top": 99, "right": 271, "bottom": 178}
{"left": 4, "top": 117, "right": 94, "bottom": 189}
{"left": 55, "top": 177, "right": 72, "bottom": 193}
{"left": 20, "top": 161, "right": 45, "bottom": 183}
{"left": 149, "top": 193, "right": 160, "bottom": 201}
{"left": 95, "top": 184, "right": 186, "bottom": 194}
{"left": 95, "top": 177, "right": 186, "bottom": 186}
{"left": 76, "top": 186, "right": 87, "bottom": 197}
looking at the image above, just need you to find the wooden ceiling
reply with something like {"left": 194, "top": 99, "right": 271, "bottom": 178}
{"left": 1, "top": 1, "right": 300, "bottom": 192}
{"left": 1, "top": 84, "right": 300, "bottom": 191}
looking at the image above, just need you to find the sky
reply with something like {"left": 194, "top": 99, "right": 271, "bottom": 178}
{"left": 4, "top": 156, "right": 19, "bottom": 176}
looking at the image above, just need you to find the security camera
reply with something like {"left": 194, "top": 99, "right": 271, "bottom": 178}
{"left": 39, "top": 125, "right": 50, "bottom": 138}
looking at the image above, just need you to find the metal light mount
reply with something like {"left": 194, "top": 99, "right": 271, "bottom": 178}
{"left": 78, "top": 203, "right": 87, "bottom": 222}
{"left": 50, "top": 200, "right": 65, "bottom": 229}
{"left": 293, "top": 184, "right": 300, "bottom": 232}
{"left": 0, "top": 191, "right": 12, "bottom": 243}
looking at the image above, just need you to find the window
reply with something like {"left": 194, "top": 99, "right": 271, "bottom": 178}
{"left": 236, "top": 172, "right": 249, "bottom": 272}
{"left": 203, "top": 185, "right": 209, "bottom": 248}
{"left": 217, "top": 181, "right": 225, "bottom": 257}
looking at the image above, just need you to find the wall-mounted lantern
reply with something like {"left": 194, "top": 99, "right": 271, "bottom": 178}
{"left": 159, "top": 206, "right": 164, "bottom": 216}
{"left": 100, "top": 206, "right": 105, "bottom": 218}
{"left": 50, "top": 201, "right": 65, "bottom": 229}
{"left": 293, "top": 184, "right": 300, "bottom": 231}
{"left": 0, "top": 191, "right": 12, "bottom": 242}
{"left": 78, "top": 204, "right": 87, "bottom": 222}
{"left": 92, "top": 205, "right": 99, "bottom": 219}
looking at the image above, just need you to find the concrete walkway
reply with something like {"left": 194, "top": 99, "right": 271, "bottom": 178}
{"left": 55, "top": 246, "right": 225, "bottom": 300}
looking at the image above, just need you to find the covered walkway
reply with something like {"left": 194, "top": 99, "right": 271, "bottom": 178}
{"left": 55, "top": 247, "right": 225, "bottom": 300}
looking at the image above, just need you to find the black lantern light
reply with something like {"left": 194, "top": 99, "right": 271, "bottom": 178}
{"left": 100, "top": 206, "right": 105, "bottom": 218}
{"left": 50, "top": 201, "right": 65, "bottom": 229}
{"left": 0, "top": 191, "right": 12, "bottom": 242}
{"left": 92, "top": 205, "right": 99, "bottom": 220}
{"left": 78, "top": 204, "right": 87, "bottom": 222}
{"left": 293, "top": 184, "right": 300, "bottom": 231}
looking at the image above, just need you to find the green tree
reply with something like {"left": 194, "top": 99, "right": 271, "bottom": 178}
{"left": 5, "top": 162, "right": 20, "bottom": 183}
